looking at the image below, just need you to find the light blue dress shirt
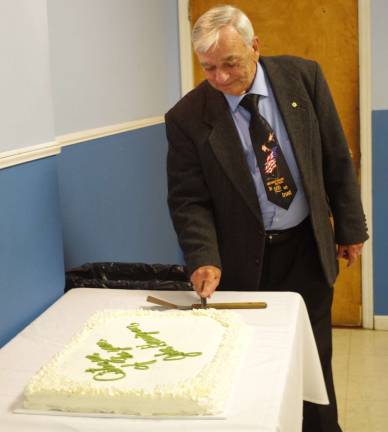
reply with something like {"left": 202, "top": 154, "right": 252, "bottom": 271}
{"left": 224, "top": 62, "right": 309, "bottom": 230}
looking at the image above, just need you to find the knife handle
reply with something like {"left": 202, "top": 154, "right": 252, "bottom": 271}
{"left": 146, "top": 295, "right": 178, "bottom": 309}
{"left": 192, "top": 302, "right": 267, "bottom": 309}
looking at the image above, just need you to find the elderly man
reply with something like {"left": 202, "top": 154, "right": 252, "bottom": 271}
{"left": 165, "top": 5, "right": 368, "bottom": 431}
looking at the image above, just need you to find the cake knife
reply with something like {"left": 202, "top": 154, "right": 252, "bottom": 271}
{"left": 146, "top": 295, "right": 267, "bottom": 310}
{"left": 200, "top": 280, "right": 207, "bottom": 309}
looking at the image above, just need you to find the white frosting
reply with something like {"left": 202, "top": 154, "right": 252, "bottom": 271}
{"left": 23, "top": 308, "right": 248, "bottom": 416}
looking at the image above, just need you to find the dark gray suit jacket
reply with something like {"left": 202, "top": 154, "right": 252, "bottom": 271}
{"left": 165, "top": 55, "right": 368, "bottom": 290}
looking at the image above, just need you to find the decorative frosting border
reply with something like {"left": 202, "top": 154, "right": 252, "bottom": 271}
{"left": 24, "top": 308, "right": 248, "bottom": 415}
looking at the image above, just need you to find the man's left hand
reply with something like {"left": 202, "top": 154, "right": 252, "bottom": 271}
{"left": 337, "top": 243, "right": 364, "bottom": 267}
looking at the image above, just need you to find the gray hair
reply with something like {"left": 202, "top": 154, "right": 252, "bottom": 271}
{"left": 192, "top": 5, "right": 254, "bottom": 53}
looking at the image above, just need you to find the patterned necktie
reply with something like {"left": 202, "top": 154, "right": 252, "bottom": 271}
{"left": 240, "top": 93, "right": 297, "bottom": 210}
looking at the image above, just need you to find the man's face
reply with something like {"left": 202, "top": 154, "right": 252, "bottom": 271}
{"left": 196, "top": 25, "right": 259, "bottom": 96}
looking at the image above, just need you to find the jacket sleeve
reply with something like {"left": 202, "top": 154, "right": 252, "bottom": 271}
{"left": 165, "top": 113, "right": 222, "bottom": 275}
{"left": 311, "top": 62, "right": 368, "bottom": 245}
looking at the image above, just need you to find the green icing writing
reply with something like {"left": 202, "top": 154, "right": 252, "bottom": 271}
{"left": 155, "top": 346, "right": 202, "bottom": 361}
{"left": 97, "top": 338, "right": 132, "bottom": 353}
{"left": 127, "top": 322, "right": 167, "bottom": 349}
{"left": 85, "top": 339, "right": 136, "bottom": 381}
{"left": 123, "top": 359, "right": 157, "bottom": 370}
{"left": 85, "top": 323, "right": 202, "bottom": 381}
{"left": 85, "top": 353, "right": 127, "bottom": 381}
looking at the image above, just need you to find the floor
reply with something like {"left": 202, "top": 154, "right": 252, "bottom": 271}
{"left": 332, "top": 328, "right": 388, "bottom": 432}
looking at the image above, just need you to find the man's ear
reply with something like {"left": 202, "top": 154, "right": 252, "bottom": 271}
{"left": 252, "top": 36, "right": 260, "bottom": 59}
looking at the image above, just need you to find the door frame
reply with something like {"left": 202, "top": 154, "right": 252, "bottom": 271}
{"left": 177, "top": 0, "right": 374, "bottom": 329}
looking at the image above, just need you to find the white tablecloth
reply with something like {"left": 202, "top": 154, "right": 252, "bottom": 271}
{"left": 0, "top": 288, "right": 328, "bottom": 432}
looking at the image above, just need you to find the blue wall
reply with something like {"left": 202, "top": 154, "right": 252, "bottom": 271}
{"left": 372, "top": 110, "right": 388, "bottom": 315}
{"left": 57, "top": 124, "right": 181, "bottom": 270}
{"left": 371, "top": 0, "right": 388, "bottom": 317}
{"left": 0, "top": 157, "right": 65, "bottom": 347}
{"left": 0, "top": 123, "right": 183, "bottom": 348}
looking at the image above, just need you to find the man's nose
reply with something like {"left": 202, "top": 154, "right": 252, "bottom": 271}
{"left": 215, "top": 69, "right": 229, "bottom": 83}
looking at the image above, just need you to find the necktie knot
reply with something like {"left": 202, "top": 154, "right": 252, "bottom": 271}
{"left": 240, "top": 93, "right": 260, "bottom": 116}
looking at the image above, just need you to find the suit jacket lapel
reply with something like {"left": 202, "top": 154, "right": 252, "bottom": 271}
{"left": 260, "top": 57, "right": 312, "bottom": 172}
{"left": 203, "top": 84, "right": 263, "bottom": 225}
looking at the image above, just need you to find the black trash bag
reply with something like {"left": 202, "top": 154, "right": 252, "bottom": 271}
{"left": 65, "top": 262, "right": 192, "bottom": 292}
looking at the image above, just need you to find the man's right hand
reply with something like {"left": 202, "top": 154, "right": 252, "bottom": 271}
{"left": 190, "top": 265, "right": 221, "bottom": 298}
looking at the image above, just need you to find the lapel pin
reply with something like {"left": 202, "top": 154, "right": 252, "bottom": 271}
{"left": 291, "top": 101, "right": 298, "bottom": 108}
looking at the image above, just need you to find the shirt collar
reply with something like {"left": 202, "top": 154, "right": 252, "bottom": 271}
{"left": 224, "top": 62, "right": 268, "bottom": 113}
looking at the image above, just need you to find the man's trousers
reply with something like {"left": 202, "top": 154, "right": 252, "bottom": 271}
{"left": 259, "top": 217, "right": 342, "bottom": 432}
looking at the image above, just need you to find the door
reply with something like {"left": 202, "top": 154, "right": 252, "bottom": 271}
{"left": 189, "top": 0, "right": 361, "bottom": 326}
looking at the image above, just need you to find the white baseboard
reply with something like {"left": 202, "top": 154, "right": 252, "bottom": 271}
{"left": 374, "top": 315, "right": 388, "bottom": 330}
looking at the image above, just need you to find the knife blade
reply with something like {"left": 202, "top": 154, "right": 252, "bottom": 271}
{"left": 146, "top": 296, "right": 267, "bottom": 310}
{"left": 200, "top": 280, "right": 207, "bottom": 309}
{"left": 146, "top": 296, "right": 182, "bottom": 309}
{"left": 192, "top": 301, "right": 267, "bottom": 309}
